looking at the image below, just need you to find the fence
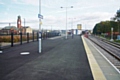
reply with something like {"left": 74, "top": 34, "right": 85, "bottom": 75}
{"left": 0, "top": 31, "right": 60, "bottom": 49}
{"left": 0, "top": 32, "right": 38, "bottom": 49}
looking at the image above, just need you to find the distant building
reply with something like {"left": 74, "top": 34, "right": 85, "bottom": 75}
{"left": 0, "top": 15, "right": 33, "bottom": 34}
{"left": 17, "top": 16, "right": 33, "bottom": 34}
{"left": 22, "top": 26, "right": 32, "bottom": 34}
{"left": 0, "top": 26, "right": 18, "bottom": 34}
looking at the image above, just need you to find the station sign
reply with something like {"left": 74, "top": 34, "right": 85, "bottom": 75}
{"left": 38, "top": 14, "right": 43, "bottom": 19}
{"left": 77, "top": 24, "right": 82, "bottom": 30}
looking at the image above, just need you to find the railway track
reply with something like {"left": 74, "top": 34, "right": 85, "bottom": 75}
{"left": 88, "top": 35, "right": 120, "bottom": 71}
{"left": 95, "top": 36, "right": 120, "bottom": 49}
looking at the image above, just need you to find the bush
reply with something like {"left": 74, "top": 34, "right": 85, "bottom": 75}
{"left": 22, "top": 35, "right": 27, "bottom": 41}
{"left": 114, "top": 40, "right": 120, "bottom": 43}
{"left": 0, "top": 37, "right": 2, "bottom": 42}
{"left": 14, "top": 35, "right": 20, "bottom": 42}
{"left": 0, "top": 34, "right": 37, "bottom": 43}
{"left": 1, "top": 36, "right": 11, "bottom": 42}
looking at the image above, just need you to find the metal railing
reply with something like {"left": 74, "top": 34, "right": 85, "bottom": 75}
{"left": 0, "top": 31, "right": 60, "bottom": 49}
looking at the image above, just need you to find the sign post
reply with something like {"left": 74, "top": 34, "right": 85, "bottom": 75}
{"left": 38, "top": 0, "right": 43, "bottom": 53}
{"left": 38, "top": 14, "right": 43, "bottom": 53}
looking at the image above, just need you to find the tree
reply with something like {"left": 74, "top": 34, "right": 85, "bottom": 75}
{"left": 93, "top": 21, "right": 118, "bottom": 35}
{"left": 113, "top": 8, "right": 120, "bottom": 34}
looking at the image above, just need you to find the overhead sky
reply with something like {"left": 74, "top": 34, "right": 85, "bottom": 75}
{"left": 0, "top": 0, "right": 120, "bottom": 30}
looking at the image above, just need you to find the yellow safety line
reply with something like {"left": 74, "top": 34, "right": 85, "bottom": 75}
{"left": 82, "top": 36, "right": 106, "bottom": 80}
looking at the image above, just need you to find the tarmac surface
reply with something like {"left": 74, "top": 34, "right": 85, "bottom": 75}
{"left": 0, "top": 36, "right": 93, "bottom": 80}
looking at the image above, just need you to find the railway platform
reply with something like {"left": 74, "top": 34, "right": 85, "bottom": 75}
{"left": 0, "top": 35, "right": 120, "bottom": 80}
{"left": 82, "top": 36, "right": 120, "bottom": 80}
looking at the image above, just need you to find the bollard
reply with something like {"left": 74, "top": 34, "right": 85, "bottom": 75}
{"left": 27, "top": 33, "right": 29, "bottom": 43}
{"left": 37, "top": 32, "right": 39, "bottom": 41}
{"left": 0, "top": 43, "right": 1, "bottom": 50}
{"left": 11, "top": 33, "right": 14, "bottom": 47}
{"left": 33, "top": 31, "right": 34, "bottom": 42}
{"left": 20, "top": 33, "right": 22, "bottom": 45}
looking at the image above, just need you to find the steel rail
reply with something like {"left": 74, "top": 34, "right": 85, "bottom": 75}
{"left": 88, "top": 37, "right": 120, "bottom": 61}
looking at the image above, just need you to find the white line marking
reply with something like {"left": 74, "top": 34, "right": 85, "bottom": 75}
{"left": 87, "top": 38, "right": 120, "bottom": 74}
{"left": 48, "top": 36, "right": 64, "bottom": 40}
{"left": 20, "top": 52, "right": 30, "bottom": 55}
{"left": 0, "top": 51, "right": 3, "bottom": 53}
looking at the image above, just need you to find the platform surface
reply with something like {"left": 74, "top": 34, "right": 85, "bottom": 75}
{"left": 0, "top": 36, "right": 93, "bottom": 80}
{"left": 82, "top": 36, "right": 120, "bottom": 80}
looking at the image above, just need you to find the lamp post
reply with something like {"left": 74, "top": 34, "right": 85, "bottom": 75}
{"left": 61, "top": 6, "right": 73, "bottom": 39}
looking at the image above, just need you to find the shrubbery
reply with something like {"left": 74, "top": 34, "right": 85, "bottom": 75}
{"left": 0, "top": 35, "right": 37, "bottom": 43}
{"left": 13, "top": 36, "right": 20, "bottom": 42}
{"left": 0, "top": 36, "right": 11, "bottom": 42}
{"left": 114, "top": 40, "right": 120, "bottom": 43}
